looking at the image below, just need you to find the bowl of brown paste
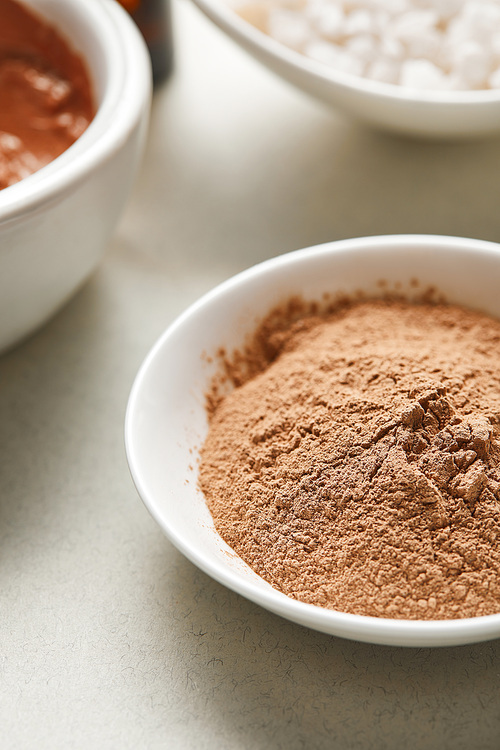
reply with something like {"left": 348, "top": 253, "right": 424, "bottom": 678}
{"left": 0, "top": 0, "right": 151, "bottom": 352}
{"left": 126, "top": 235, "right": 500, "bottom": 647}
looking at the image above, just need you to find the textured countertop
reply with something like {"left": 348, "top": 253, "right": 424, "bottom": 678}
{"left": 2, "top": 1, "right": 500, "bottom": 747}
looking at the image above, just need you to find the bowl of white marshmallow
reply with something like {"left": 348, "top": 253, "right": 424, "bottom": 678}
{"left": 191, "top": 0, "right": 500, "bottom": 138}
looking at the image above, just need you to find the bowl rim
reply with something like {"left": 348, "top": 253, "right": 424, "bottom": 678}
{"left": 191, "top": 0, "right": 500, "bottom": 107}
{"left": 125, "top": 234, "right": 500, "bottom": 647}
{"left": 0, "top": 0, "right": 152, "bottom": 223}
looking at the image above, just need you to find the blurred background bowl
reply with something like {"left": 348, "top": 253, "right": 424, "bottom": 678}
{"left": 191, "top": 0, "right": 500, "bottom": 139}
{"left": 125, "top": 234, "right": 500, "bottom": 648}
{"left": 0, "top": 0, "right": 152, "bottom": 353}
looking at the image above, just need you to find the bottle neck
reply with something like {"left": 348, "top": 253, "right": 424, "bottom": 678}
{"left": 119, "top": 0, "right": 173, "bottom": 85}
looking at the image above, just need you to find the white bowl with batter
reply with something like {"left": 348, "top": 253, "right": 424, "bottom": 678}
{"left": 125, "top": 235, "right": 500, "bottom": 647}
{"left": 0, "top": 0, "right": 151, "bottom": 353}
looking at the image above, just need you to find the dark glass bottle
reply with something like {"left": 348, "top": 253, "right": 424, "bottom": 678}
{"left": 119, "top": 0, "right": 173, "bottom": 85}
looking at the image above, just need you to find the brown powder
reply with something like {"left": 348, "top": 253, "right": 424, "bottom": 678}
{"left": 199, "top": 297, "right": 500, "bottom": 620}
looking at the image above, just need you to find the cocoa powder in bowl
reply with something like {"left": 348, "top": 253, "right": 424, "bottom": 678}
{"left": 199, "top": 296, "right": 500, "bottom": 621}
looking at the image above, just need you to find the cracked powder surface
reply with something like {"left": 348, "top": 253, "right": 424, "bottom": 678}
{"left": 199, "top": 298, "right": 500, "bottom": 619}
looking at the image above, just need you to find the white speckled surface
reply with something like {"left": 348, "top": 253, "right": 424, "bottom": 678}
{"left": 2, "top": 0, "right": 500, "bottom": 747}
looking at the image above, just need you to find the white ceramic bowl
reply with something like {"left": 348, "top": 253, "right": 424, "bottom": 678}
{"left": 126, "top": 235, "right": 500, "bottom": 648}
{"left": 0, "top": 0, "right": 151, "bottom": 353}
{"left": 191, "top": 0, "right": 500, "bottom": 139}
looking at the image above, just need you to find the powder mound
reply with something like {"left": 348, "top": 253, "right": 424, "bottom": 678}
{"left": 199, "top": 298, "right": 500, "bottom": 620}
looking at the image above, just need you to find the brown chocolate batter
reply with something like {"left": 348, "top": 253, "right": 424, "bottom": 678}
{"left": 0, "top": 0, "right": 95, "bottom": 189}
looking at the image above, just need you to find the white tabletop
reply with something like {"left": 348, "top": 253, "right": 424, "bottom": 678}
{"left": 2, "top": 1, "right": 500, "bottom": 747}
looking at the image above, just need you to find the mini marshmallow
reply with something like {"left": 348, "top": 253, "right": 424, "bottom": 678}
{"left": 379, "top": 35, "right": 405, "bottom": 61}
{"left": 449, "top": 40, "right": 492, "bottom": 88}
{"left": 305, "top": 39, "right": 366, "bottom": 75}
{"left": 388, "top": 9, "right": 440, "bottom": 43}
{"left": 400, "top": 58, "right": 452, "bottom": 89}
{"left": 267, "top": 10, "right": 313, "bottom": 50}
{"left": 490, "top": 31, "right": 500, "bottom": 58}
{"left": 343, "top": 8, "right": 375, "bottom": 35}
{"left": 488, "top": 66, "right": 500, "bottom": 87}
{"left": 405, "top": 28, "right": 442, "bottom": 60}
{"left": 367, "top": 58, "right": 400, "bottom": 83}
{"left": 307, "top": 1, "right": 345, "bottom": 38}
{"left": 428, "top": 0, "right": 463, "bottom": 19}
{"left": 345, "top": 34, "right": 378, "bottom": 63}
